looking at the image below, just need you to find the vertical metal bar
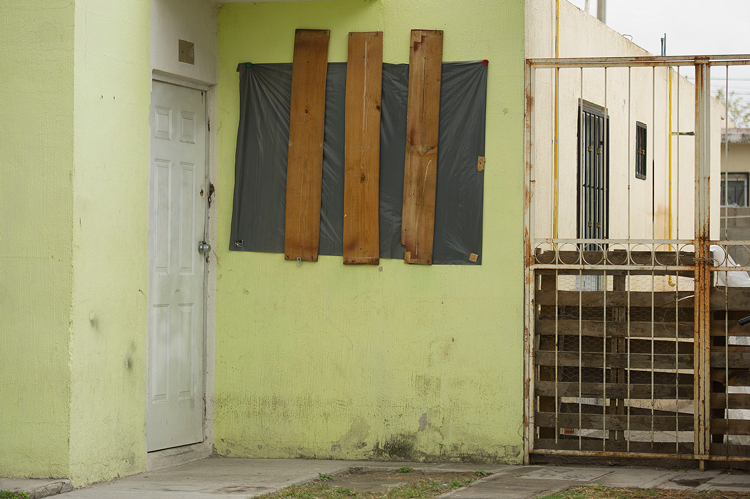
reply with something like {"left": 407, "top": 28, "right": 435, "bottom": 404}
{"left": 651, "top": 67, "right": 657, "bottom": 451}
{"left": 523, "top": 61, "right": 536, "bottom": 464}
{"left": 651, "top": 263, "right": 656, "bottom": 448}
{"left": 579, "top": 265, "right": 583, "bottom": 451}
{"left": 603, "top": 267, "right": 608, "bottom": 451}
{"left": 627, "top": 263, "right": 632, "bottom": 453}
{"left": 724, "top": 250, "right": 729, "bottom": 453}
{"left": 652, "top": 67, "right": 657, "bottom": 241}
{"left": 677, "top": 68, "right": 681, "bottom": 241}
{"left": 724, "top": 67, "right": 729, "bottom": 240}
{"left": 628, "top": 68, "right": 632, "bottom": 241}
{"left": 555, "top": 267, "right": 559, "bottom": 445}
{"left": 694, "top": 59, "right": 712, "bottom": 467}
{"left": 675, "top": 264, "right": 680, "bottom": 454}
{"left": 554, "top": 66, "right": 560, "bottom": 240}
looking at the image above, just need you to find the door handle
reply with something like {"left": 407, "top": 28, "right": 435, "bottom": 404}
{"left": 198, "top": 241, "right": 211, "bottom": 254}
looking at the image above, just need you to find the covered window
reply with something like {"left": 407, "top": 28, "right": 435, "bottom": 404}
{"left": 721, "top": 172, "right": 749, "bottom": 207}
{"left": 635, "top": 121, "right": 647, "bottom": 180}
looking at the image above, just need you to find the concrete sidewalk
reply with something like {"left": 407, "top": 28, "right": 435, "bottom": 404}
{"left": 3, "top": 458, "right": 750, "bottom": 499}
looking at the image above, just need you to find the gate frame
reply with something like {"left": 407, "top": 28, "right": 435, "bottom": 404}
{"left": 523, "top": 54, "right": 750, "bottom": 467}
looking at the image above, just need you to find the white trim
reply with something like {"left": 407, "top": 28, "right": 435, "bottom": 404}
{"left": 152, "top": 70, "right": 211, "bottom": 91}
{"left": 146, "top": 74, "right": 216, "bottom": 467}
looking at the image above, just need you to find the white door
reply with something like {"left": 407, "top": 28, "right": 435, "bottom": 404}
{"left": 147, "top": 81, "right": 207, "bottom": 452}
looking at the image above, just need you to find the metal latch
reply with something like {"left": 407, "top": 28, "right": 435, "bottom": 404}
{"left": 198, "top": 241, "right": 211, "bottom": 254}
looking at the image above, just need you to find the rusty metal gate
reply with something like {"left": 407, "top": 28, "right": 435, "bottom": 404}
{"left": 524, "top": 55, "right": 750, "bottom": 468}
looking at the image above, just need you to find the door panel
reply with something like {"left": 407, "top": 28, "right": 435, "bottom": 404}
{"left": 147, "top": 81, "right": 207, "bottom": 452}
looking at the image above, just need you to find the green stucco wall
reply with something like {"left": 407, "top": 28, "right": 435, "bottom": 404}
{"left": 215, "top": 0, "right": 526, "bottom": 463}
{"left": 0, "top": 0, "right": 75, "bottom": 478}
{"left": 0, "top": 0, "right": 150, "bottom": 486}
{"left": 68, "top": 0, "right": 151, "bottom": 486}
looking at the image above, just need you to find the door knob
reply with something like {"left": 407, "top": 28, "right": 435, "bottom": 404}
{"left": 198, "top": 241, "right": 211, "bottom": 254}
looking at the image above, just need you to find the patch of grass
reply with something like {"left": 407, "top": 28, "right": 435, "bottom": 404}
{"left": 474, "top": 469, "right": 487, "bottom": 477}
{"left": 0, "top": 491, "right": 30, "bottom": 499}
{"left": 390, "top": 467, "right": 414, "bottom": 474}
{"left": 538, "top": 486, "right": 750, "bottom": 499}
{"left": 265, "top": 474, "right": 479, "bottom": 499}
{"left": 318, "top": 473, "right": 334, "bottom": 481}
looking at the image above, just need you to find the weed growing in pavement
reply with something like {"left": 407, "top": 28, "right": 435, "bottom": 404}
{"left": 390, "top": 467, "right": 414, "bottom": 474}
{"left": 0, "top": 491, "right": 29, "bottom": 499}
{"left": 318, "top": 473, "right": 334, "bottom": 481}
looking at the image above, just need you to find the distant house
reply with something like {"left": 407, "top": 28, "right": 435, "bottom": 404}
{"left": 720, "top": 128, "right": 750, "bottom": 241}
{"left": 0, "top": 0, "right": 726, "bottom": 488}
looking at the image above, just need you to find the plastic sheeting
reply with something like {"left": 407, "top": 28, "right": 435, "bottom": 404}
{"left": 230, "top": 61, "right": 487, "bottom": 264}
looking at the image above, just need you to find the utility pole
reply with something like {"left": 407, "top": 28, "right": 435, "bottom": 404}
{"left": 597, "top": 0, "right": 607, "bottom": 24}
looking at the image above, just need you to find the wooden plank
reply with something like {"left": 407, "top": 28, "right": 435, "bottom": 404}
{"left": 535, "top": 438, "right": 694, "bottom": 455}
{"left": 537, "top": 367, "right": 693, "bottom": 386}
{"left": 535, "top": 381, "right": 694, "bottom": 399}
{"left": 536, "top": 351, "right": 694, "bottom": 370}
{"left": 343, "top": 32, "right": 383, "bottom": 265}
{"left": 535, "top": 249, "right": 695, "bottom": 267}
{"left": 536, "top": 319, "right": 694, "bottom": 338}
{"left": 711, "top": 352, "right": 750, "bottom": 369}
{"left": 711, "top": 288, "right": 750, "bottom": 311}
{"left": 559, "top": 402, "right": 694, "bottom": 418}
{"left": 537, "top": 336, "right": 694, "bottom": 355}
{"left": 536, "top": 290, "right": 694, "bottom": 308}
{"left": 711, "top": 321, "right": 750, "bottom": 337}
{"left": 402, "top": 30, "right": 443, "bottom": 265}
{"left": 710, "top": 443, "right": 750, "bottom": 458}
{"left": 711, "top": 393, "right": 750, "bottom": 410}
{"left": 711, "top": 369, "right": 750, "bottom": 386}
{"left": 284, "top": 29, "right": 330, "bottom": 262}
{"left": 711, "top": 419, "right": 750, "bottom": 436}
{"left": 536, "top": 412, "right": 694, "bottom": 432}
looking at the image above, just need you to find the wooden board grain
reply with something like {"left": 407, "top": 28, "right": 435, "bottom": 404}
{"left": 536, "top": 319, "right": 694, "bottom": 338}
{"left": 284, "top": 29, "right": 330, "bottom": 262}
{"left": 535, "top": 290, "right": 695, "bottom": 308}
{"left": 402, "top": 30, "right": 443, "bottom": 265}
{"left": 535, "top": 381, "right": 694, "bottom": 399}
{"left": 343, "top": 32, "right": 383, "bottom": 265}
{"left": 535, "top": 412, "right": 694, "bottom": 432}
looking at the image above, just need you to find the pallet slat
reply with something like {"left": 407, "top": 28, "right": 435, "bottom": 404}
{"left": 711, "top": 393, "right": 750, "bottom": 410}
{"left": 536, "top": 290, "right": 694, "bottom": 308}
{"left": 536, "top": 351, "right": 694, "bottom": 370}
{"left": 284, "top": 30, "right": 330, "bottom": 262}
{"left": 535, "top": 381, "right": 694, "bottom": 399}
{"left": 343, "top": 32, "right": 383, "bottom": 265}
{"left": 402, "top": 30, "right": 443, "bottom": 265}
{"left": 711, "top": 419, "right": 750, "bottom": 436}
{"left": 536, "top": 319, "right": 694, "bottom": 338}
{"left": 534, "top": 438, "right": 694, "bottom": 455}
{"left": 536, "top": 412, "right": 694, "bottom": 432}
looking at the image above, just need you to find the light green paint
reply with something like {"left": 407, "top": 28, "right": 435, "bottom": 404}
{"left": 216, "top": 0, "right": 526, "bottom": 463}
{"left": 0, "top": 0, "right": 75, "bottom": 479}
{"left": 1, "top": 0, "right": 150, "bottom": 486}
{"left": 68, "top": 0, "right": 151, "bottom": 486}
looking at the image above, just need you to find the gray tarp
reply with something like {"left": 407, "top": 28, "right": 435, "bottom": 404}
{"left": 230, "top": 61, "right": 487, "bottom": 264}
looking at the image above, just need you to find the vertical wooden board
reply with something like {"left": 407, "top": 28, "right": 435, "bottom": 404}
{"left": 402, "top": 30, "right": 443, "bottom": 265}
{"left": 284, "top": 29, "right": 330, "bottom": 262}
{"left": 343, "top": 32, "right": 383, "bottom": 265}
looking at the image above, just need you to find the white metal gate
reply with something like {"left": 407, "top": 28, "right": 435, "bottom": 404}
{"left": 524, "top": 55, "right": 750, "bottom": 468}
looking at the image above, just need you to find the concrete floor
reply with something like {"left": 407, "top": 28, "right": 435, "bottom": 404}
{"left": 4, "top": 458, "right": 750, "bottom": 499}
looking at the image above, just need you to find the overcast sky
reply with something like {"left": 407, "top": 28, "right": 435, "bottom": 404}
{"left": 565, "top": 0, "right": 750, "bottom": 97}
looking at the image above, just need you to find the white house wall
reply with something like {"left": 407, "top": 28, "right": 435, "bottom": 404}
{"left": 526, "top": 0, "right": 723, "bottom": 245}
{"left": 151, "top": 0, "right": 219, "bottom": 85}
